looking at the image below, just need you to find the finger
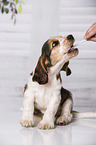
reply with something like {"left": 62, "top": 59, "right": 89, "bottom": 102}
{"left": 84, "top": 27, "right": 96, "bottom": 40}
{"left": 86, "top": 22, "right": 96, "bottom": 35}
{"left": 89, "top": 37, "right": 96, "bottom": 42}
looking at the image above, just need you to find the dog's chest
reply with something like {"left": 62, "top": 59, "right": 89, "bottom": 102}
{"left": 33, "top": 80, "right": 61, "bottom": 109}
{"left": 35, "top": 84, "right": 55, "bottom": 109}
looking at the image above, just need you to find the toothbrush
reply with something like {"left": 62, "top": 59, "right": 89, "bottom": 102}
{"left": 74, "top": 39, "right": 87, "bottom": 47}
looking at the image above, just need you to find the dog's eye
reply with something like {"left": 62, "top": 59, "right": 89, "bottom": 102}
{"left": 52, "top": 41, "right": 59, "bottom": 47}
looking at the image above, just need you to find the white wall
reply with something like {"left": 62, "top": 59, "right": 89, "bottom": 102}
{"left": 30, "top": 0, "right": 60, "bottom": 69}
{"left": 0, "top": 0, "right": 32, "bottom": 97}
{"left": 0, "top": 0, "right": 96, "bottom": 108}
{"left": 59, "top": 0, "right": 96, "bottom": 108}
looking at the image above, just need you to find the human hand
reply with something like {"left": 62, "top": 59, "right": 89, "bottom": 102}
{"left": 84, "top": 22, "right": 96, "bottom": 42}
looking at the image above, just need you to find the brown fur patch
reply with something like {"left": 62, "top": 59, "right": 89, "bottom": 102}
{"left": 34, "top": 107, "right": 43, "bottom": 117}
{"left": 56, "top": 73, "right": 62, "bottom": 83}
{"left": 41, "top": 57, "right": 48, "bottom": 73}
{"left": 24, "top": 84, "right": 28, "bottom": 93}
{"left": 49, "top": 39, "right": 60, "bottom": 49}
{"left": 55, "top": 87, "right": 72, "bottom": 119}
{"left": 42, "top": 38, "right": 61, "bottom": 66}
{"left": 30, "top": 72, "right": 33, "bottom": 76}
{"left": 32, "top": 57, "right": 48, "bottom": 85}
{"left": 61, "top": 61, "right": 71, "bottom": 76}
{"left": 32, "top": 39, "right": 54, "bottom": 85}
{"left": 42, "top": 40, "right": 51, "bottom": 57}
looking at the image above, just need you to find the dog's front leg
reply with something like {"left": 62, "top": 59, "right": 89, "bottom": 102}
{"left": 38, "top": 93, "right": 61, "bottom": 129}
{"left": 20, "top": 88, "right": 35, "bottom": 127}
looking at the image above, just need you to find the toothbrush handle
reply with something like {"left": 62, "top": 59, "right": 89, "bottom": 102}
{"left": 74, "top": 39, "right": 87, "bottom": 47}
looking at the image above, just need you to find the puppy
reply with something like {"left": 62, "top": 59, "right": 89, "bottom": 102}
{"left": 20, "top": 34, "right": 79, "bottom": 129}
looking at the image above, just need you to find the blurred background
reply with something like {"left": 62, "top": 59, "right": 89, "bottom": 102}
{"left": 0, "top": 0, "right": 96, "bottom": 113}
{"left": 0, "top": 1, "right": 96, "bottom": 145}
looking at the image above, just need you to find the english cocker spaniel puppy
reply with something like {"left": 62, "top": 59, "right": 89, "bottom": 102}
{"left": 20, "top": 34, "right": 79, "bottom": 129}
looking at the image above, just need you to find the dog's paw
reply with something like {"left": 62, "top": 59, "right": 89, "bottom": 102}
{"left": 56, "top": 113, "right": 72, "bottom": 125}
{"left": 20, "top": 118, "right": 34, "bottom": 127}
{"left": 38, "top": 120, "right": 55, "bottom": 130}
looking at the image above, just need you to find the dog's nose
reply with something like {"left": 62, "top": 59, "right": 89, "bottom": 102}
{"left": 67, "top": 35, "right": 74, "bottom": 40}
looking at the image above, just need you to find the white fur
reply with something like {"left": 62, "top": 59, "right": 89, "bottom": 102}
{"left": 20, "top": 37, "right": 71, "bottom": 129}
{"left": 20, "top": 73, "right": 62, "bottom": 129}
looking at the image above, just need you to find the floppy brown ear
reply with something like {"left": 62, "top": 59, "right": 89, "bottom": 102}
{"left": 32, "top": 40, "right": 52, "bottom": 84}
{"left": 32, "top": 57, "right": 48, "bottom": 85}
{"left": 61, "top": 61, "right": 72, "bottom": 76}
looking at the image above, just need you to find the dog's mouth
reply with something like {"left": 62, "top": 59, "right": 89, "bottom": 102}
{"left": 67, "top": 45, "right": 78, "bottom": 54}
{"left": 64, "top": 44, "right": 78, "bottom": 55}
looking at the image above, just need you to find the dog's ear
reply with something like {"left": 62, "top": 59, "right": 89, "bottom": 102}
{"left": 61, "top": 61, "right": 72, "bottom": 76}
{"left": 32, "top": 40, "right": 52, "bottom": 85}
{"left": 41, "top": 40, "right": 52, "bottom": 67}
{"left": 32, "top": 57, "right": 48, "bottom": 85}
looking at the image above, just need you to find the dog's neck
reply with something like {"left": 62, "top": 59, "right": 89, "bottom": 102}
{"left": 49, "top": 56, "right": 69, "bottom": 76}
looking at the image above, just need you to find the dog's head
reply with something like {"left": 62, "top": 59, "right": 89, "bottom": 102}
{"left": 32, "top": 34, "right": 79, "bottom": 84}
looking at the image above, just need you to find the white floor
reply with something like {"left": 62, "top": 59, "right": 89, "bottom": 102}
{"left": 0, "top": 87, "right": 96, "bottom": 145}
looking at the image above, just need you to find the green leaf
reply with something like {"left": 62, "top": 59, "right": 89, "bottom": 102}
{"left": 20, "top": 1, "right": 25, "bottom": 5}
{"left": 10, "top": 2, "right": 13, "bottom": 7}
{"left": 11, "top": 8, "right": 13, "bottom": 12}
{"left": 18, "top": 4, "right": 22, "bottom": 13}
{"left": 14, "top": 18, "right": 16, "bottom": 25}
{"left": 10, "top": 2, "right": 16, "bottom": 8}
{"left": 5, "top": 8, "right": 9, "bottom": 14}
{"left": 2, "top": 0, "right": 9, "bottom": 6}
{"left": 16, "top": 0, "right": 18, "bottom": 4}
{"left": 11, "top": 14, "right": 14, "bottom": 20}
{"left": 15, "top": 8, "right": 18, "bottom": 14}
{"left": 1, "top": 6, "right": 4, "bottom": 13}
